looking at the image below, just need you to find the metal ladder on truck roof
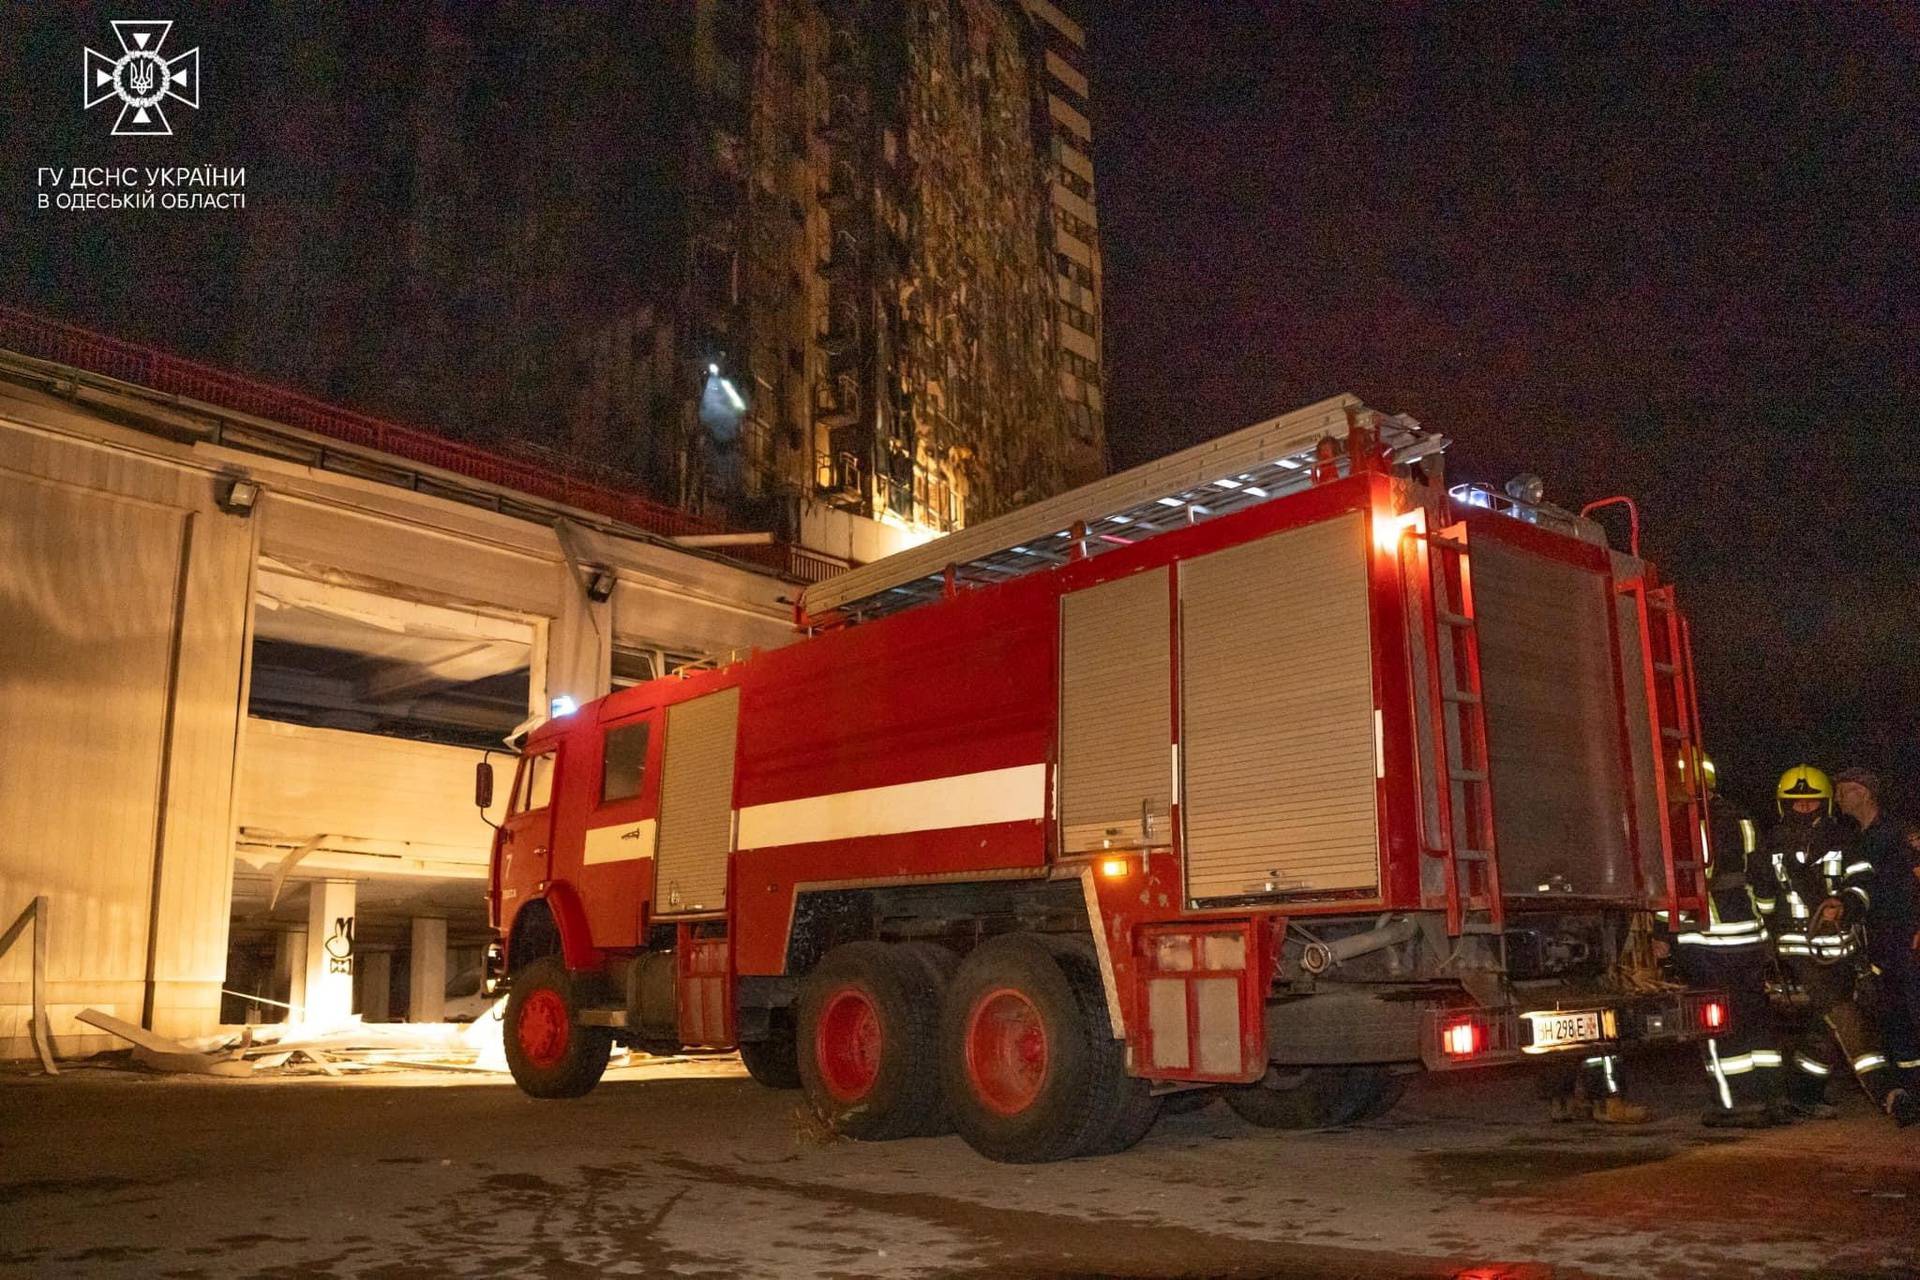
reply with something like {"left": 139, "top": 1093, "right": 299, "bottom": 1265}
{"left": 1424, "top": 523, "right": 1505, "bottom": 938}
{"left": 1642, "top": 584, "right": 1709, "bottom": 919}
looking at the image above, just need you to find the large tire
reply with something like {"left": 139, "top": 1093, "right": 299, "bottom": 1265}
{"left": 898, "top": 940, "right": 960, "bottom": 988}
{"left": 940, "top": 933, "right": 1133, "bottom": 1163}
{"left": 1224, "top": 1065, "right": 1398, "bottom": 1129}
{"left": 1353, "top": 1070, "right": 1407, "bottom": 1122}
{"left": 502, "top": 955, "right": 613, "bottom": 1099}
{"left": 1044, "top": 938, "right": 1161, "bottom": 1156}
{"left": 738, "top": 1024, "right": 802, "bottom": 1090}
{"left": 796, "top": 942, "right": 947, "bottom": 1140}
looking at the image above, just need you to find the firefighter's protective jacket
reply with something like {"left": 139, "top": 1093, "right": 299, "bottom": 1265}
{"left": 1753, "top": 814, "right": 1869, "bottom": 963}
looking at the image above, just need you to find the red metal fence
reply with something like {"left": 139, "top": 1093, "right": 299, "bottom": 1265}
{"left": 0, "top": 303, "right": 742, "bottom": 543}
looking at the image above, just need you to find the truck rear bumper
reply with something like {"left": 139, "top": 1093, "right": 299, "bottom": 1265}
{"left": 1419, "top": 987, "right": 1729, "bottom": 1071}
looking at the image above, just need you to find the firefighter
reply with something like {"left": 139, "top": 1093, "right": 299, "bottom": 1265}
{"left": 1754, "top": 765, "right": 1919, "bottom": 1126}
{"left": 1544, "top": 1053, "right": 1648, "bottom": 1124}
{"left": 1659, "top": 754, "right": 1784, "bottom": 1126}
{"left": 1833, "top": 768, "right": 1920, "bottom": 1086}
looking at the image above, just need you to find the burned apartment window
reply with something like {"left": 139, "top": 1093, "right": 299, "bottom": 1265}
{"left": 695, "top": 241, "right": 738, "bottom": 308}
{"left": 1055, "top": 206, "right": 1097, "bottom": 246}
{"left": 1056, "top": 253, "right": 1094, "bottom": 289}
{"left": 601, "top": 722, "right": 651, "bottom": 804}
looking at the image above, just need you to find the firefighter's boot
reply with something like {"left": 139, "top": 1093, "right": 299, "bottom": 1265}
{"left": 1885, "top": 1088, "right": 1920, "bottom": 1129}
{"left": 1764, "top": 1098, "right": 1804, "bottom": 1125}
{"left": 1594, "top": 1096, "right": 1651, "bottom": 1125}
{"left": 1549, "top": 1094, "right": 1591, "bottom": 1123}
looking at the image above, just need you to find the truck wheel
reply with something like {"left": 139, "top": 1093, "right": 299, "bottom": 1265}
{"left": 939, "top": 933, "right": 1136, "bottom": 1163}
{"left": 1353, "top": 1070, "right": 1407, "bottom": 1122}
{"left": 502, "top": 955, "right": 613, "bottom": 1099}
{"left": 1044, "top": 938, "right": 1161, "bottom": 1156}
{"left": 796, "top": 941, "right": 946, "bottom": 1140}
{"left": 1223, "top": 1065, "right": 1393, "bottom": 1129}
{"left": 738, "top": 1026, "right": 802, "bottom": 1090}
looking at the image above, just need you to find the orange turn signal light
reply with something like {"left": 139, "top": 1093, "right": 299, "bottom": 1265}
{"left": 1097, "top": 856, "right": 1132, "bottom": 879}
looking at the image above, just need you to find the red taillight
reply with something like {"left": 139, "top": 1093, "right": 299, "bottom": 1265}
{"left": 1703, "top": 1000, "right": 1726, "bottom": 1030}
{"left": 1443, "top": 1020, "right": 1483, "bottom": 1057}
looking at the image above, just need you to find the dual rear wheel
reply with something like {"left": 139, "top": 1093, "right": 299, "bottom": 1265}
{"left": 795, "top": 933, "right": 1159, "bottom": 1162}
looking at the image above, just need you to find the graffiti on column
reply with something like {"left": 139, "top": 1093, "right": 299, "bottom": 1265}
{"left": 326, "top": 915, "right": 355, "bottom": 975}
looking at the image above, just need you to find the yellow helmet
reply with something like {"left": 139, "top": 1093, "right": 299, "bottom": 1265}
{"left": 1676, "top": 748, "right": 1718, "bottom": 795}
{"left": 1776, "top": 764, "right": 1832, "bottom": 815}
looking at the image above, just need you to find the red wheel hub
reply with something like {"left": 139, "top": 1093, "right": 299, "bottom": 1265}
{"left": 517, "top": 988, "right": 571, "bottom": 1069}
{"left": 964, "top": 987, "right": 1048, "bottom": 1115}
{"left": 815, "top": 986, "right": 883, "bottom": 1101}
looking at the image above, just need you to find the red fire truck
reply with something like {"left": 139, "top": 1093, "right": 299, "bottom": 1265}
{"left": 481, "top": 394, "right": 1726, "bottom": 1163}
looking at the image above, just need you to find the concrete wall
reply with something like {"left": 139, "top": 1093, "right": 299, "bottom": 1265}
{"left": 0, "top": 370, "right": 794, "bottom": 1058}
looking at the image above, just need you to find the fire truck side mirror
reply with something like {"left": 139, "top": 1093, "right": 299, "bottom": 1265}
{"left": 475, "top": 761, "right": 495, "bottom": 811}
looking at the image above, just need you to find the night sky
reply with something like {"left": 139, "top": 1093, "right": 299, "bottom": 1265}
{"left": 4, "top": 2, "right": 1917, "bottom": 814}
{"left": 1094, "top": 2, "right": 1920, "bottom": 814}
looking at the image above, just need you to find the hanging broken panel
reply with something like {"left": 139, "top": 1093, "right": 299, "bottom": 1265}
{"left": 1180, "top": 512, "right": 1380, "bottom": 903}
{"left": 654, "top": 686, "right": 741, "bottom": 914}
{"left": 1060, "top": 567, "right": 1173, "bottom": 852}
{"left": 1470, "top": 538, "right": 1636, "bottom": 900}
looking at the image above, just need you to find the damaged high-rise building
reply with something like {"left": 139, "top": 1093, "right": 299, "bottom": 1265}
{"left": 10, "top": 2, "right": 1106, "bottom": 556}
{"left": 198, "top": 2, "right": 1113, "bottom": 556}
{"left": 586, "top": 0, "right": 1110, "bottom": 553}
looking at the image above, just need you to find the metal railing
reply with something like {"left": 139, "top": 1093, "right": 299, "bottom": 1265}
{"left": 0, "top": 303, "right": 726, "bottom": 541}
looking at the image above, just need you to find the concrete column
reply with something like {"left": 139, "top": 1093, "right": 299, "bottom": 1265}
{"left": 275, "top": 928, "right": 308, "bottom": 1022}
{"left": 304, "top": 880, "right": 357, "bottom": 1027}
{"left": 409, "top": 917, "right": 448, "bottom": 1023}
{"left": 358, "top": 951, "right": 392, "bottom": 1023}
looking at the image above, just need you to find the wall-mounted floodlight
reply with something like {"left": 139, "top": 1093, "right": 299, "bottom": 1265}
{"left": 585, "top": 566, "right": 617, "bottom": 603}
{"left": 217, "top": 477, "right": 260, "bottom": 515}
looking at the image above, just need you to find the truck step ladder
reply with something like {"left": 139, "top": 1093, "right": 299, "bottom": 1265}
{"left": 1425, "top": 523, "right": 1506, "bottom": 938}
{"left": 1645, "top": 584, "right": 1709, "bottom": 917}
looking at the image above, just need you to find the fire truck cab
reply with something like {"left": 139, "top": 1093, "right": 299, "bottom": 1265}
{"left": 483, "top": 394, "right": 1726, "bottom": 1163}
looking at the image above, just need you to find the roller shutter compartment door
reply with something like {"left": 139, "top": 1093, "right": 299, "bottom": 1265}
{"left": 1180, "top": 512, "right": 1380, "bottom": 903}
{"left": 653, "top": 687, "right": 741, "bottom": 913}
{"left": 1059, "top": 567, "right": 1172, "bottom": 853}
{"left": 1469, "top": 538, "right": 1636, "bottom": 899}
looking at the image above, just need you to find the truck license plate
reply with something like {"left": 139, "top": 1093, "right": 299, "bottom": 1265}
{"left": 1528, "top": 1010, "right": 1604, "bottom": 1051}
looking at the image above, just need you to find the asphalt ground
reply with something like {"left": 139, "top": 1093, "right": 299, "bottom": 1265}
{"left": 1, "top": 1046, "right": 1915, "bottom": 1279}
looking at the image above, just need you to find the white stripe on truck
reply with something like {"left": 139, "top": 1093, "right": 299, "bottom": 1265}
{"left": 735, "top": 763, "right": 1048, "bottom": 851}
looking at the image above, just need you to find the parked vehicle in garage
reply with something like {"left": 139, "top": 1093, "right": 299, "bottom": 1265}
{"left": 480, "top": 394, "right": 1727, "bottom": 1162}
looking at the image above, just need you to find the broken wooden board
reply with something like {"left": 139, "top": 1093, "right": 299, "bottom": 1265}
{"left": 76, "top": 1009, "right": 255, "bottom": 1078}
